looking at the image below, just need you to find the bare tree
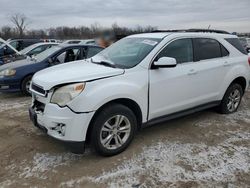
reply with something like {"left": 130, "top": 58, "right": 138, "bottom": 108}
{"left": 10, "top": 13, "right": 29, "bottom": 37}
{"left": 0, "top": 26, "right": 13, "bottom": 39}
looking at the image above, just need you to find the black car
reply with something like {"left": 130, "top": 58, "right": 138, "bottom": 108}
{"left": 0, "top": 44, "right": 104, "bottom": 95}
{"left": 3, "top": 38, "right": 43, "bottom": 52}
{"left": 0, "top": 39, "right": 44, "bottom": 62}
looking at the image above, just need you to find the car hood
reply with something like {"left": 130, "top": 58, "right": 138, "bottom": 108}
{"left": 32, "top": 60, "right": 125, "bottom": 90}
{"left": 0, "top": 58, "right": 34, "bottom": 70}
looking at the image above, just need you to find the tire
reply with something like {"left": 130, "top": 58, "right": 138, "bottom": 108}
{"left": 21, "top": 75, "right": 32, "bottom": 96}
{"left": 219, "top": 83, "right": 243, "bottom": 114}
{"left": 91, "top": 103, "right": 137, "bottom": 156}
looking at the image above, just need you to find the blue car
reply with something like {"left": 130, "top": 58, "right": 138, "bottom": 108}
{"left": 0, "top": 44, "right": 104, "bottom": 95}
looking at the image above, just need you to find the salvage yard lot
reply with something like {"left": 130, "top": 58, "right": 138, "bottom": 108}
{"left": 0, "top": 90, "right": 249, "bottom": 188}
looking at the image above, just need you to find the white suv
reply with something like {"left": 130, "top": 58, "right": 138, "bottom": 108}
{"left": 29, "top": 30, "right": 250, "bottom": 156}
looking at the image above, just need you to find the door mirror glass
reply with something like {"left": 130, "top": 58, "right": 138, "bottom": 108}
{"left": 154, "top": 57, "right": 177, "bottom": 68}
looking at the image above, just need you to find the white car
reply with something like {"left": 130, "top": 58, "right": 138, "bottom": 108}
{"left": 20, "top": 42, "right": 59, "bottom": 57}
{"left": 63, "top": 39, "right": 96, "bottom": 45}
{"left": 29, "top": 29, "right": 250, "bottom": 156}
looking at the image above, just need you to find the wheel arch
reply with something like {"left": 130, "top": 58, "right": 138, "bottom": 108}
{"left": 85, "top": 98, "right": 143, "bottom": 143}
{"left": 20, "top": 73, "right": 34, "bottom": 90}
{"left": 230, "top": 76, "right": 247, "bottom": 93}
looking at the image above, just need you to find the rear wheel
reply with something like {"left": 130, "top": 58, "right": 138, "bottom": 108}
{"left": 219, "top": 83, "right": 243, "bottom": 114}
{"left": 91, "top": 104, "right": 137, "bottom": 156}
{"left": 21, "top": 75, "right": 32, "bottom": 96}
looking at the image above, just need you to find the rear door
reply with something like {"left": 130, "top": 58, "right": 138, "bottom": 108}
{"left": 149, "top": 37, "right": 230, "bottom": 120}
{"left": 191, "top": 38, "right": 230, "bottom": 103}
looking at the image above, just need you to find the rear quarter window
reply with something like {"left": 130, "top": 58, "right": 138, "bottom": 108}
{"left": 225, "top": 38, "right": 247, "bottom": 55}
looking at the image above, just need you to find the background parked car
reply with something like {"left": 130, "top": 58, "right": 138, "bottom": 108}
{"left": 20, "top": 42, "right": 59, "bottom": 57}
{"left": 0, "top": 38, "right": 60, "bottom": 60}
{"left": 0, "top": 38, "right": 43, "bottom": 64}
{"left": 63, "top": 40, "right": 83, "bottom": 44}
{"left": 0, "top": 38, "right": 21, "bottom": 65}
{"left": 1, "top": 42, "right": 59, "bottom": 65}
{"left": 246, "top": 38, "right": 250, "bottom": 53}
{"left": 63, "top": 39, "right": 96, "bottom": 45}
{"left": 80, "top": 39, "right": 97, "bottom": 45}
{"left": 239, "top": 37, "right": 248, "bottom": 52}
{"left": 5, "top": 38, "right": 43, "bottom": 51}
{"left": 0, "top": 44, "right": 104, "bottom": 95}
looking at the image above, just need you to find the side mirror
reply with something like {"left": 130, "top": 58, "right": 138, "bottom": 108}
{"left": 153, "top": 57, "right": 177, "bottom": 68}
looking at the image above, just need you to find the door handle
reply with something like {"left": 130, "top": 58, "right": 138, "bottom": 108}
{"left": 223, "top": 61, "right": 230, "bottom": 67}
{"left": 188, "top": 69, "right": 197, "bottom": 75}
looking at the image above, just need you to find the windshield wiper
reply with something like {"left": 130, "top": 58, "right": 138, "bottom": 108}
{"left": 91, "top": 58, "right": 117, "bottom": 68}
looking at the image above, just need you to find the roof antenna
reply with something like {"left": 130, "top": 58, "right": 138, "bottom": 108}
{"left": 208, "top": 25, "right": 211, "bottom": 29}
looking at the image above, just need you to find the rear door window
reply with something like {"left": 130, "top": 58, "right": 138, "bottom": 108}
{"left": 55, "top": 48, "right": 81, "bottom": 64}
{"left": 225, "top": 38, "right": 247, "bottom": 55}
{"left": 193, "top": 38, "right": 222, "bottom": 61}
{"left": 157, "top": 38, "right": 193, "bottom": 63}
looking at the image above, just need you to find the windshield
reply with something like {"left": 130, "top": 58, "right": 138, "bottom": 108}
{"left": 34, "top": 46, "right": 61, "bottom": 62}
{"left": 93, "top": 37, "right": 161, "bottom": 68}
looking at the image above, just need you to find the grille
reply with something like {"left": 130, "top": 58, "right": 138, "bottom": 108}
{"left": 31, "top": 83, "right": 46, "bottom": 96}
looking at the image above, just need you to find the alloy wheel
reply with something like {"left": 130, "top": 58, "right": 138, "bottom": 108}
{"left": 100, "top": 115, "right": 131, "bottom": 150}
{"left": 25, "top": 79, "right": 31, "bottom": 94}
{"left": 227, "top": 89, "right": 241, "bottom": 112}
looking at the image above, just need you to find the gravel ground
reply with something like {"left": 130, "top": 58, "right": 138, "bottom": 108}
{"left": 0, "top": 90, "right": 249, "bottom": 188}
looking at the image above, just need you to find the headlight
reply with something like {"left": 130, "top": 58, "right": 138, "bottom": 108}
{"left": 51, "top": 83, "right": 85, "bottom": 107}
{"left": 0, "top": 69, "right": 16, "bottom": 77}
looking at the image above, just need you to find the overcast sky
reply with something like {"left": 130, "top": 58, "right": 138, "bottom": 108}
{"left": 0, "top": 0, "right": 249, "bottom": 32}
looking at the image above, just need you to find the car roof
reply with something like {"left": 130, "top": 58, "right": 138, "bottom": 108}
{"left": 58, "top": 43, "right": 103, "bottom": 48}
{"left": 32, "top": 42, "right": 59, "bottom": 46}
{"left": 128, "top": 32, "right": 237, "bottom": 39}
{"left": 128, "top": 33, "right": 172, "bottom": 39}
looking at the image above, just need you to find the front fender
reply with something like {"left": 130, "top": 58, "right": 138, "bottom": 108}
{"left": 68, "top": 70, "right": 148, "bottom": 122}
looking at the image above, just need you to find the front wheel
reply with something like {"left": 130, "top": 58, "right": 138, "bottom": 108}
{"left": 21, "top": 75, "right": 32, "bottom": 96}
{"left": 219, "top": 83, "right": 243, "bottom": 114}
{"left": 91, "top": 104, "right": 137, "bottom": 156}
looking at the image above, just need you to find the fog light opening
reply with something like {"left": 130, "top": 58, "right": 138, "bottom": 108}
{"left": 52, "top": 123, "right": 66, "bottom": 136}
{"left": 0, "top": 85, "right": 10, "bottom": 89}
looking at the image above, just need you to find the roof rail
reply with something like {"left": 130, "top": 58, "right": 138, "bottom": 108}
{"left": 152, "top": 29, "right": 230, "bottom": 34}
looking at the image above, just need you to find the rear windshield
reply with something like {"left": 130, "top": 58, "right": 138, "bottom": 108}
{"left": 225, "top": 38, "right": 247, "bottom": 55}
